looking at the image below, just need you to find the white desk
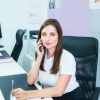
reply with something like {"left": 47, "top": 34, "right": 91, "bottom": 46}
{"left": 0, "top": 59, "right": 53, "bottom": 100}
{"left": 0, "top": 60, "right": 26, "bottom": 76}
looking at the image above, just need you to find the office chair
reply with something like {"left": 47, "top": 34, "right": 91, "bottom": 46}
{"left": 62, "top": 36, "right": 100, "bottom": 100}
{"left": 11, "top": 29, "right": 26, "bottom": 61}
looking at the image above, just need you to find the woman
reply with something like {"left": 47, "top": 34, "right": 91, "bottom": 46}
{"left": 95, "top": 0, "right": 100, "bottom": 3}
{"left": 12, "top": 19, "right": 86, "bottom": 100}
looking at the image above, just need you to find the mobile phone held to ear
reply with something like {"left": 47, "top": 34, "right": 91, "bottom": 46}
{"left": 39, "top": 43, "right": 44, "bottom": 52}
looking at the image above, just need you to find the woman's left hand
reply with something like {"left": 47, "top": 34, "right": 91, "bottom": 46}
{"left": 11, "top": 88, "right": 28, "bottom": 100}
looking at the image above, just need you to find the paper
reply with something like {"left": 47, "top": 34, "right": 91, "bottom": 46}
{"left": 10, "top": 94, "right": 16, "bottom": 100}
{"left": 28, "top": 97, "right": 53, "bottom": 100}
{"left": 0, "top": 89, "right": 5, "bottom": 100}
{"left": 10, "top": 95, "right": 43, "bottom": 100}
{"left": 0, "top": 57, "right": 14, "bottom": 63}
{"left": 28, "top": 98, "right": 42, "bottom": 100}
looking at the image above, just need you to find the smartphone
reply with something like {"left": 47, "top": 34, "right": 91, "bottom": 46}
{"left": 39, "top": 39, "right": 46, "bottom": 52}
{"left": 39, "top": 43, "right": 43, "bottom": 52}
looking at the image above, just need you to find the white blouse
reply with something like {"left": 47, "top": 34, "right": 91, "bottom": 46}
{"left": 38, "top": 49, "right": 79, "bottom": 94}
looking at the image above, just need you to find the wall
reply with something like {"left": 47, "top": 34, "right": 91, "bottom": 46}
{"left": 0, "top": 0, "right": 48, "bottom": 68}
{"left": 0, "top": 0, "right": 28, "bottom": 54}
{"left": 49, "top": 0, "right": 100, "bottom": 88}
{"left": 48, "top": 0, "right": 89, "bottom": 36}
{"left": 89, "top": 10, "right": 100, "bottom": 33}
{"left": 89, "top": 10, "right": 100, "bottom": 87}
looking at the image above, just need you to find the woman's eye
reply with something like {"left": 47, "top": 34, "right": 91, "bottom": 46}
{"left": 41, "top": 33, "right": 46, "bottom": 36}
{"left": 50, "top": 33, "right": 55, "bottom": 36}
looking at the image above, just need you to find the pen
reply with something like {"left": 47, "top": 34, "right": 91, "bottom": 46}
{"left": 12, "top": 80, "right": 14, "bottom": 91}
{"left": 11, "top": 80, "right": 14, "bottom": 100}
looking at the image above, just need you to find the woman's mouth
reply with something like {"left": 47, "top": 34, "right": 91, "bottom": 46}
{"left": 45, "top": 43, "right": 51, "bottom": 45}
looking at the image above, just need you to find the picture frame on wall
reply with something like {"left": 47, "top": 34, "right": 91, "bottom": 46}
{"left": 89, "top": 0, "right": 100, "bottom": 9}
{"left": 49, "top": 0, "right": 61, "bottom": 9}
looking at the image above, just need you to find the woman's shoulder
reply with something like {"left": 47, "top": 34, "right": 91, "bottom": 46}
{"left": 62, "top": 49, "right": 73, "bottom": 56}
{"left": 61, "top": 49, "right": 75, "bottom": 59}
{"left": 60, "top": 49, "right": 76, "bottom": 75}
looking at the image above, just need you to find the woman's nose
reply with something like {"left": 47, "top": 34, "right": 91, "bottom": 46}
{"left": 45, "top": 36, "right": 50, "bottom": 41}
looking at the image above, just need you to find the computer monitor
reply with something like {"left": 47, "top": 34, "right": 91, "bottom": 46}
{"left": 0, "top": 24, "right": 4, "bottom": 48}
{"left": 0, "top": 24, "right": 2, "bottom": 38}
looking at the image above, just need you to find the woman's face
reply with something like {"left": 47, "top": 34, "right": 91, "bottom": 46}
{"left": 41, "top": 25, "right": 58, "bottom": 50}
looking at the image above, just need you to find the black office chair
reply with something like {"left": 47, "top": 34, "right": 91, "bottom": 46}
{"left": 62, "top": 36, "right": 100, "bottom": 100}
{"left": 11, "top": 29, "right": 26, "bottom": 61}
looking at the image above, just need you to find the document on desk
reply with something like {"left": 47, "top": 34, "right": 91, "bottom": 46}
{"left": 28, "top": 97, "right": 53, "bottom": 100}
{"left": 0, "top": 61, "right": 26, "bottom": 76}
{"left": 30, "top": 83, "right": 53, "bottom": 100}
{"left": 0, "top": 57, "right": 14, "bottom": 63}
{"left": 10, "top": 96, "right": 52, "bottom": 100}
{"left": 0, "top": 89, "right": 5, "bottom": 100}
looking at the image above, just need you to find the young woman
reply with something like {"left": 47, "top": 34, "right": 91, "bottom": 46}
{"left": 12, "top": 19, "right": 86, "bottom": 100}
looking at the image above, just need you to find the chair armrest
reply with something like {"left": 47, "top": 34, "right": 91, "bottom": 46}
{"left": 91, "top": 87, "right": 100, "bottom": 100}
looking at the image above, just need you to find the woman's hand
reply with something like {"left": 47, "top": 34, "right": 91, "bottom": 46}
{"left": 11, "top": 88, "right": 28, "bottom": 100}
{"left": 35, "top": 39, "right": 44, "bottom": 58}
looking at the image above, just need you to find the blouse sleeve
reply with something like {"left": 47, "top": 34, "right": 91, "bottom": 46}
{"left": 59, "top": 50, "right": 76, "bottom": 75}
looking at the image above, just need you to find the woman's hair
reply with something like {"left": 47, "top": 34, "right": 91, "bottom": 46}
{"left": 37, "top": 18, "right": 63, "bottom": 74}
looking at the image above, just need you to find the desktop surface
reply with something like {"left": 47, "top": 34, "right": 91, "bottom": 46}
{"left": 0, "top": 74, "right": 37, "bottom": 100}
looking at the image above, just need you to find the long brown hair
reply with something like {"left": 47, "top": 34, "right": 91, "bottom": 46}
{"left": 37, "top": 19, "right": 63, "bottom": 74}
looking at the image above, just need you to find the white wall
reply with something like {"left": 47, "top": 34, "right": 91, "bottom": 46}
{"left": 89, "top": 10, "right": 100, "bottom": 87}
{"left": 0, "top": 0, "right": 48, "bottom": 69}
{"left": 0, "top": 0, "right": 29, "bottom": 54}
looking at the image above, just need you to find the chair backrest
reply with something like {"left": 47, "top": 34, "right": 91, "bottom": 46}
{"left": 62, "top": 36, "right": 98, "bottom": 100}
{"left": 11, "top": 29, "right": 26, "bottom": 61}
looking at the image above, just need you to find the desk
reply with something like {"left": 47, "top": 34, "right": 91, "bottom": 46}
{"left": 0, "top": 58, "right": 53, "bottom": 100}
{"left": 0, "top": 74, "right": 37, "bottom": 100}
{"left": 0, "top": 61, "right": 26, "bottom": 76}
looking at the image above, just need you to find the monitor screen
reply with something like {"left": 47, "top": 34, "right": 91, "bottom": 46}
{"left": 0, "top": 24, "right": 2, "bottom": 38}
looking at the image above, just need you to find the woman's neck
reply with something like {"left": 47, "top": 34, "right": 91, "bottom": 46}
{"left": 47, "top": 48, "right": 55, "bottom": 59}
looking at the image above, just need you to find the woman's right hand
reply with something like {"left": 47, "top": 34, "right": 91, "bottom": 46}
{"left": 35, "top": 39, "right": 44, "bottom": 59}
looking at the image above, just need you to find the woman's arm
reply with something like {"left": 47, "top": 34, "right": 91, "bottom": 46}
{"left": 27, "top": 74, "right": 71, "bottom": 98}
{"left": 27, "top": 56, "right": 42, "bottom": 85}
{"left": 12, "top": 74, "right": 71, "bottom": 99}
{"left": 27, "top": 39, "right": 44, "bottom": 85}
